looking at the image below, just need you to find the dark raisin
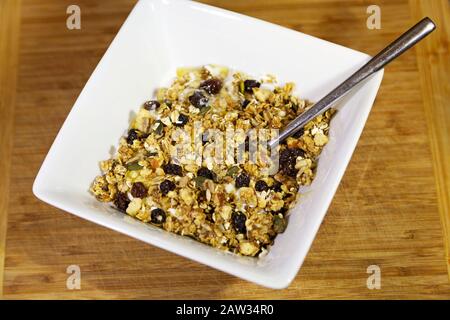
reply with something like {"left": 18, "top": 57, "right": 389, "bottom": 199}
{"left": 151, "top": 208, "right": 166, "bottom": 224}
{"left": 235, "top": 171, "right": 250, "bottom": 188}
{"left": 271, "top": 180, "right": 283, "bottom": 192}
{"left": 199, "top": 78, "right": 223, "bottom": 94}
{"left": 114, "top": 192, "right": 130, "bottom": 212}
{"left": 189, "top": 91, "right": 209, "bottom": 109}
{"left": 131, "top": 182, "right": 148, "bottom": 198}
{"left": 243, "top": 79, "right": 261, "bottom": 93}
{"left": 126, "top": 129, "right": 139, "bottom": 145}
{"left": 197, "top": 167, "right": 215, "bottom": 180}
{"left": 242, "top": 99, "right": 250, "bottom": 109}
{"left": 163, "top": 163, "right": 183, "bottom": 176}
{"left": 175, "top": 113, "right": 189, "bottom": 127}
{"left": 143, "top": 100, "right": 160, "bottom": 111}
{"left": 279, "top": 148, "right": 305, "bottom": 177}
{"left": 255, "top": 180, "right": 269, "bottom": 192}
{"left": 232, "top": 212, "right": 247, "bottom": 234}
{"left": 160, "top": 179, "right": 176, "bottom": 195}
{"left": 292, "top": 128, "right": 304, "bottom": 138}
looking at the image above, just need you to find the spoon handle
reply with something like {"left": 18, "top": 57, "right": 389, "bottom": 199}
{"left": 270, "top": 17, "right": 436, "bottom": 148}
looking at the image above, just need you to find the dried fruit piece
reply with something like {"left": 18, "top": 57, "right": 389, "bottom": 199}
{"left": 126, "top": 129, "right": 139, "bottom": 145}
{"left": 151, "top": 208, "right": 166, "bottom": 224}
{"left": 143, "top": 100, "right": 160, "bottom": 110}
{"left": 114, "top": 192, "right": 130, "bottom": 212}
{"left": 271, "top": 180, "right": 283, "bottom": 193}
{"left": 163, "top": 163, "right": 183, "bottom": 176}
{"left": 199, "top": 78, "right": 223, "bottom": 94}
{"left": 279, "top": 148, "right": 305, "bottom": 177}
{"left": 255, "top": 180, "right": 269, "bottom": 192}
{"left": 232, "top": 211, "right": 247, "bottom": 234}
{"left": 160, "top": 179, "right": 176, "bottom": 195}
{"left": 243, "top": 79, "right": 261, "bottom": 93}
{"left": 197, "top": 167, "right": 215, "bottom": 180}
{"left": 235, "top": 171, "right": 250, "bottom": 188}
{"left": 131, "top": 182, "right": 148, "bottom": 198}
{"left": 292, "top": 128, "right": 304, "bottom": 138}
{"left": 189, "top": 91, "right": 209, "bottom": 109}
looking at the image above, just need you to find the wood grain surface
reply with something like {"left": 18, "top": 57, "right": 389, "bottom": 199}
{"left": 410, "top": 0, "right": 450, "bottom": 280}
{"left": 0, "top": 0, "right": 21, "bottom": 296}
{"left": 2, "top": 0, "right": 450, "bottom": 299}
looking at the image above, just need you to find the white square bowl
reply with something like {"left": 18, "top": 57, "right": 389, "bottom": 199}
{"left": 33, "top": 0, "right": 383, "bottom": 289}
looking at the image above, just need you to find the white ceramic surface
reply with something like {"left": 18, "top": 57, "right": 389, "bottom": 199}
{"left": 33, "top": 0, "right": 384, "bottom": 289}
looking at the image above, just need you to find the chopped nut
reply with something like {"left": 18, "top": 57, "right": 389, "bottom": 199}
{"left": 238, "top": 241, "right": 259, "bottom": 256}
{"left": 126, "top": 198, "right": 142, "bottom": 216}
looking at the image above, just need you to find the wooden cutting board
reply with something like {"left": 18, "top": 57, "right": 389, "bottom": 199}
{"left": 1, "top": 0, "right": 450, "bottom": 299}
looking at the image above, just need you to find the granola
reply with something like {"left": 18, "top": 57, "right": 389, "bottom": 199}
{"left": 90, "top": 65, "right": 334, "bottom": 257}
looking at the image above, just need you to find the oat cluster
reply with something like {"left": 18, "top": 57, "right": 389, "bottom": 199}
{"left": 90, "top": 65, "right": 334, "bottom": 257}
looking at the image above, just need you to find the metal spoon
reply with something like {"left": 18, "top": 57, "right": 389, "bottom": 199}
{"left": 268, "top": 17, "right": 436, "bottom": 148}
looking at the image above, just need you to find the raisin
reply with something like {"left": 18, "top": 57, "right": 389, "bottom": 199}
{"left": 189, "top": 91, "right": 209, "bottom": 109}
{"left": 242, "top": 99, "right": 250, "bottom": 109}
{"left": 163, "top": 163, "right": 183, "bottom": 176}
{"left": 279, "top": 148, "right": 305, "bottom": 177}
{"left": 232, "top": 212, "right": 247, "bottom": 234}
{"left": 255, "top": 180, "right": 269, "bottom": 192}
{"left": 151, "top": 208, "right": 166, "bottom": 224}
{"left": 131, "top": 182, "right": 147, "bottom": 198}
{"left": 235, "top": 171, "right": 250, "bottom": 188}
{"left": 114, "top": 192, "right": 130, "bottom": 212}
{"left": 143, "top": 100, "right": 160, "bottom": 111}
{"left": 175, "top": 113, "right": 189, "bottom": 127}
{"left": 197, "top": 167, "right": 215, "bottom": 180}
{"left": 243, "top": 79, "right": 261, "bottom": 93}
{"left": 126, "top": 129, "right": 139, "bottom": 145}
{"left": 199, "top": 78, "right": 223, "bottom": 94}
{"left": 292, "top": 128, "right": 304, "bottom": 138}
{"left": 160, "top": 179, "right": 176, "bottom": 195}
{"left": 271, "top": 180, "right": 283, "bottom": 192}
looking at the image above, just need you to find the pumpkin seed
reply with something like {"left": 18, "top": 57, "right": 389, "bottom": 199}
{"left": 126, "top": 161, "right": 143, "bottom": 171}
{"left": 226, "top": 166, "right": 240, "bottom": 178}
{"left": 273, "top": 215, "right": 287, "bottom": 233}
{"left": 199, "top": 105, "right": 211, "bottom": 116}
